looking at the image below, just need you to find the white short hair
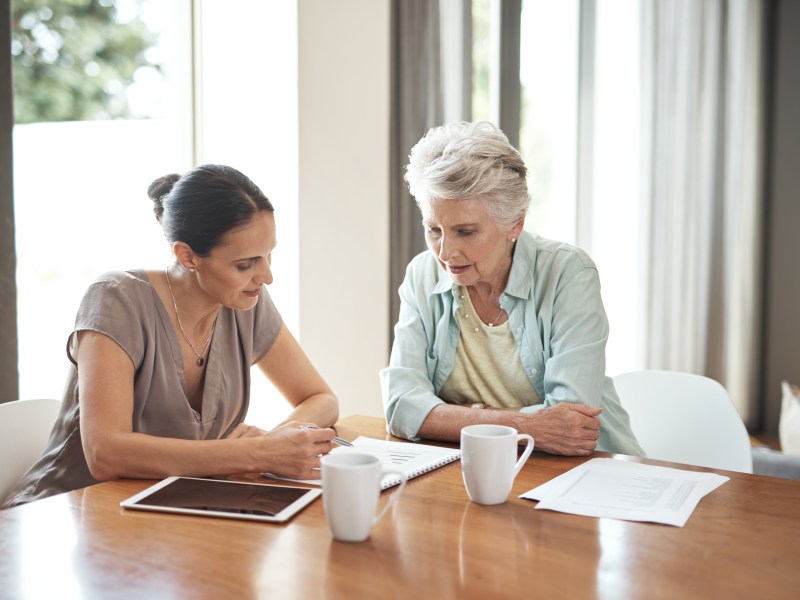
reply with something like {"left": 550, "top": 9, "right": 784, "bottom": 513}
{"left": 404, "top": 121, "right": 530, "bottom": 230}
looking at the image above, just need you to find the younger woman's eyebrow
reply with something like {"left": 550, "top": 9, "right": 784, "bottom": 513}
{"left": 234, "top": 242, "right": 277, "bottom": 263}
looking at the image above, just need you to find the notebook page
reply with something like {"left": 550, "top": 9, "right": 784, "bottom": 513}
{"left": 262, "top": 436, "right": 460, "bottom": 489}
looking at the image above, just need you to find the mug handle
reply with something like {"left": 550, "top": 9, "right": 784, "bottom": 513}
{"left": 372, "top": 469, "right": 407, "bottom": 526}
{"left": 512, "top": 434, "right": 535, "bottom": 479}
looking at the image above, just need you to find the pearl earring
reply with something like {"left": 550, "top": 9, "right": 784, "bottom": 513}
{"left": 511, "top": 238, "right": 516, "bottom": 243}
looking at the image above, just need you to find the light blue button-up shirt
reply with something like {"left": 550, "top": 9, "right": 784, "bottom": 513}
{"left": 380, "top": 231, "right": 644, "bottom": 456}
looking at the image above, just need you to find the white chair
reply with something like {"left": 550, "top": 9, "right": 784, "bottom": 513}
{"left": 613, "top": 370, "right": 753, "bottom": 473}
{"left": 0, "top": 398, "right": 62, "bottom": 500}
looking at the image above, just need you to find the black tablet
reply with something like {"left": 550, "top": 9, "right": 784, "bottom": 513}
{"left": 120, "top": 476, "right": 321, "bottom": 523}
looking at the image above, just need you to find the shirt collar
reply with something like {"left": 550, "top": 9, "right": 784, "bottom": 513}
{"left": 504, "top": 230, "right": 535, "bottom": 299}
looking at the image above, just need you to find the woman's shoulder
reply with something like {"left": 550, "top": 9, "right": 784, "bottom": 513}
{"left": 524, "top": 232, "right": 597, "bottom": 270}
{"left": 90, "top": 268, "right": 150, "bottom": 285}
{"left": 83, "top": 269, "right": 155, "bottom": 304}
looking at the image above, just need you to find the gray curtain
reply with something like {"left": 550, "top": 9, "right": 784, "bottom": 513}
{"left": 640, "top": 0, "right": 766, "bottom": 425}
{"left": 389, "top": 0, "right": 471, "bottom": 341}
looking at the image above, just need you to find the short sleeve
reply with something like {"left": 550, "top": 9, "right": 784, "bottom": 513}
{"left": 67, "top": 272, "right": 149, "bottom": 367}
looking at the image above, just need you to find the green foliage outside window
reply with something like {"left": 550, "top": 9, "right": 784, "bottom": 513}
{"left": 11, "top": 0, "right": 158, "bottom": 124}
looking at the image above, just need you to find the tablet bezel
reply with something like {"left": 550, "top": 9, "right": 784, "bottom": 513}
{"left": 120, "top": 476, "right": 321, "bottom": 523}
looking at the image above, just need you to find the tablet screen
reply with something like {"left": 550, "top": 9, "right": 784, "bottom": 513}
{"left": 121, "top": 476, "right": 321, "bottom": 523}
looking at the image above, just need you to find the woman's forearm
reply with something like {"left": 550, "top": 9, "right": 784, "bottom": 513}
{"left": 416, "top": 404, "right": 519, "bottom": 442}
{"left": 279, "top": 392, "right": 339, "bottom": 428}
{"left": 84, "top": 432, "right": 261, "bottom": 481}
{"left": 85, "top": 422, "right": 335, "bottom": 482}
{"left": 417, "top": 402, "right": 601, "bottom": 456}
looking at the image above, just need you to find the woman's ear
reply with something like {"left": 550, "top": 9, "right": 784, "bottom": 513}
{"left": 173, "top": 241, "right": 198, "bottom": 271}
{"left": 510, "top": 215, "right": 525, "bottom": 241}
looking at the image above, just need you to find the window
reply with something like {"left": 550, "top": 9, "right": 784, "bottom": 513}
{"left": 519, "top": 0, "right": 579, "bottom": 245}
{"left": 13, "top": 0, "right": 194, "bottom": 400}
{"left": 473, "top": 0, "right": 642, "bottom": 374}
{"left": 13, "top": 0, "right": 301, "bottom": 428}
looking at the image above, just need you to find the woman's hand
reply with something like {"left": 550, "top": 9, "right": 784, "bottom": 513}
{"left": 255, "top": 421, "right": 335, "bottom": 479}
{"left": 513, "top": 403, "right": 602, "bottom": 456}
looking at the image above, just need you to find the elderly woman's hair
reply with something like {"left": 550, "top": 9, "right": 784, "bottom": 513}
{"left": 148, "top": 164, "right": 273, "bottom": 256}
{"left": 404, "top": 121, "right": 530, "bottom": 230}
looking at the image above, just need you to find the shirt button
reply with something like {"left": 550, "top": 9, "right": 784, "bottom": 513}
{"left": 531, "top": 368, "right": 538, "bottom": 375}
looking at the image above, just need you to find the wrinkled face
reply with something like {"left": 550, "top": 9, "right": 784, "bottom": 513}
{"left": 421, "top": 198, "right": 515, "bottom": 289}
{"left": 194, "top": 211, "right": 276, "bottom": 310}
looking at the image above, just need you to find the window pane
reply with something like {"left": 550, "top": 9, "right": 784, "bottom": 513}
{"left": 13, "top": 0, "right": 193, "bottom": 399}
{"left": 519, "top": 0, "right": 579, "bottom": 244}
{"left": 471, "top": 0, "right": 497, "bottom": 122}
{"left": 590, "top": 0, "right": 642, "bottom": 375}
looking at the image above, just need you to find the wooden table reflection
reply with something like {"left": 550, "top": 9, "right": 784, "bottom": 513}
{"left": 1, "top": 415, "right": 799, "bottom": 599}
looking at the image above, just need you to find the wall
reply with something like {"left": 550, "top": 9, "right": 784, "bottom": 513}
{"left": 297, "top": 0, "right": 391, "bottom": 418}
{"left": 762, "top": 0, "right": 800, "bottom": 434}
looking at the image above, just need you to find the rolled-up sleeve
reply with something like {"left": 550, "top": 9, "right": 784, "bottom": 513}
{"left": 380, "top": 259, "right": 446, "bottom": 440}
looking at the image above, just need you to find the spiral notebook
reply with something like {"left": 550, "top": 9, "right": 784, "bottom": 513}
{"left": 263, "top": 436, "right": 461, "bottom": 489}
{"left": 349, "top": 436, "right": 462, "bottom": 489}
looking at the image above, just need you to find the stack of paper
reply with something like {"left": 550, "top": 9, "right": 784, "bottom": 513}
{"left": 520, "top": 458, "right": 729, "bottom": 527}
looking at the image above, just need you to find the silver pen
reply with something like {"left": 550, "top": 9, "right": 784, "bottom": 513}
{"left": 299, "top": 424, "right": 353, "bottom": 447}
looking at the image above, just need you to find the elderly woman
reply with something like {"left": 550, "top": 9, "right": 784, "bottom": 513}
{"left": 381, "top": 122, "right": 643, "bottom": 456}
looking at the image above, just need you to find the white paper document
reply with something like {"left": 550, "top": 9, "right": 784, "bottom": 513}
{"left": 520, "top": 458, "right": 729, "bottom": 527}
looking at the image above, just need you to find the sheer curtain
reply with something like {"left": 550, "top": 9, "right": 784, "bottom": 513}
{"left": 639, "top": 0, "right": 765, "bottom": 423}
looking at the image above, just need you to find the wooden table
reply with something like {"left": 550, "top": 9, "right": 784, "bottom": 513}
{"left": 1, "top": 415, "right": 799, "bottom": 599}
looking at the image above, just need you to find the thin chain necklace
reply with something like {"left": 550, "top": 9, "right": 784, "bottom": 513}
{"left": 165, "top": 267, "right": 217, "bottom": 367}
{"left": 486, "top": 305, "right": 505, "bottom": 327}
{"left": 462, "top": 287, "right": 506, "bottom": 328}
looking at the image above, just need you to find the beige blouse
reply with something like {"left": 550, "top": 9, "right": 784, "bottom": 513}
{"left": 2, "top": 269, "right": 282, "bottom": 508}
{"left": 439, "top": 286, "right": 540, "bottom": 408}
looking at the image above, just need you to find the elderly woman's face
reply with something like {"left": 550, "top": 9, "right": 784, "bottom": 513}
{"left": 422, "top": 198, "right": 515, "bottom": 289}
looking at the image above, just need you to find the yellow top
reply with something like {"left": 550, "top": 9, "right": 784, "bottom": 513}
{"left": 439, "top": 286, "right": 540, "bottom": 409}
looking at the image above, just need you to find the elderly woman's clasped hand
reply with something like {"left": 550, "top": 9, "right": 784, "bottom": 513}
{"left": 510, "top": 403, "right": 602, "bottom": 456}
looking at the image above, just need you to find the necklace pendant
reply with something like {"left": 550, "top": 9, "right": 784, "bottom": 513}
{"left": 196, "top": 357, "right": 205, "bottom": 367}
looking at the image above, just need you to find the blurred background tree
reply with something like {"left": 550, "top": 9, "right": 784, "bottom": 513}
{"left": 11, "top": 0, "right": 158, "bottom": 123}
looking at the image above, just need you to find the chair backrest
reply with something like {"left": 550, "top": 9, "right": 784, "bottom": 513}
{"left": 613, "top": 370, "right": 753, "bottom": 473}
{"left": 0, "top": 398, "right": 62, "bottom": 500}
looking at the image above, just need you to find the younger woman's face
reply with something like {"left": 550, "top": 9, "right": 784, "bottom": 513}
{"left": 195, "top": 211, "right": 276, "bottom": 310}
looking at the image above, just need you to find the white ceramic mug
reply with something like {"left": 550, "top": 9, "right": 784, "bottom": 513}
{"left": 321, "top": 452, "right": 407, "bottom": 542}
{"left": 461, "top": 424, "right": 535, "bottom": 505}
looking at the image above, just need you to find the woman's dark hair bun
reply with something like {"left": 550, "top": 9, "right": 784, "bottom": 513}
{"left": 150, "top": 164, "right": 273, "bottom": 256}
{"left": 147, "top": 174, "right": 181, "bottom": 222}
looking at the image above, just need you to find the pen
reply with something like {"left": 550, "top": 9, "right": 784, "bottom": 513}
{"left": 299, "top": 424, "right": 354, "bottom": 447}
